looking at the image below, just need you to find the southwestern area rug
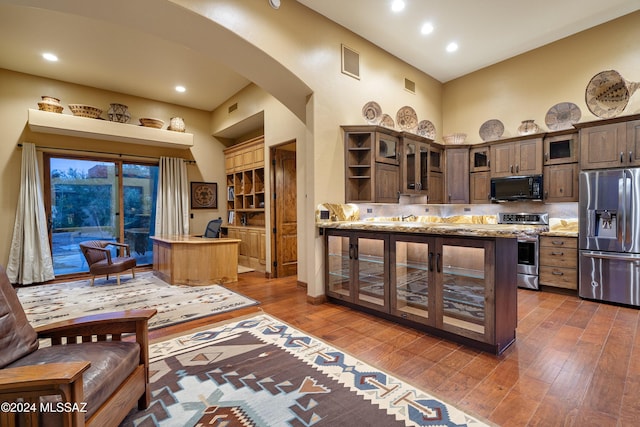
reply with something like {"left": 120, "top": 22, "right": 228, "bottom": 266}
{"left": 121, "top": 314, "right": 489, "bottom": 427}
{"left": 17, "top": 272, "right": 259, "bottom": 330}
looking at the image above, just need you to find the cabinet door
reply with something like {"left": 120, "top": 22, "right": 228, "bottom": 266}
{"left": 627, "top": 119, "right": 640, "bottom": 166}
{"left": 543, "top": 163, "right": 579, "bottom": 202}
{"left": 470, "top": 172, "right": 491, "bottom": 204}
{"left": 490, "top": 143, "right": 514, "bottom": 177}
{"left": 429, "top": 146, "right": 443, "bottom": 173}
{"left": 428, "top": 172, "right": 444, "bottom": 203}
{"left": 375, "top": 163, "right": 400, "bottom": 203}
{"left": 470, "top": 147, "right": 490, "bottom": 172}
{"left": 544, "top": 133, "right": 578, "bottom": 165}
{"left": 390, "top": 235, "right": 435, "bottom": 325}
{"left": 580, "top": 122, "right": 627, "bottom": 169}
{"left": 401, "top": 139, "right": 429, "bottom": 195}
{"left": 326, "top": 232, "right": 353, "bottom": 302}
{"left": 436, "top": 238, "right": 494, "bottom": 344}
{"left": 247, "top": 229, "right": 260, "bottom": 259}
{"left": 354, "top": 234, "right": 389, "bottom": 313}
{"left": 445, "top": 147, "right": 469, "bottom": 204}
{"left": 259, "top": 231, "right": 266, "bottom": 265}
{"left": 376, "top": 132, "right": 399, "bottom": 165}
{"left": 517, "top": 138, "right": 543, "bottom": 175}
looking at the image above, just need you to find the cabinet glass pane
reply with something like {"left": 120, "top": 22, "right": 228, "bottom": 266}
{"left": 441, "top": 245, "right": 485, "bottom": 334}
{"left": 430, "top": 150, "right": 441, "bottom": 168}
{"left": 549, "top": 140, "right": 571, "bottom": 160}
{"left": 327, "top": 235, "right": 351, "bottom": 298}
{"left": 357, "top": 237, "right": 386, "bottom": 307}
{"left": 474, "top": 151, "right": 488, "bottom": 168}
{"left": 378, "top": 137, "right": 397, "bottom": 161}
{"left": 405, "top": 143, "right": 416, "bottom": 190}
{"left": 395, "top": 241, "right": 430, "bottom": 320}
{"left": 420, "top": 145, "right": 429, "bottom": 191}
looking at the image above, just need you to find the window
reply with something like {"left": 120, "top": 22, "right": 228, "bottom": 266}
{"left": 45, "top": 155, "right": 158, "bottom": 276}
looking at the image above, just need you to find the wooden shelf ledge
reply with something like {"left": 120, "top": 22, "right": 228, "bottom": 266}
{"left": 28, "top": 109, "right": 194, "bottom": 149}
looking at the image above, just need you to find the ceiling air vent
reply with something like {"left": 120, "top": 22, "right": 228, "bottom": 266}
{"left": 404, "top": 78, "right": 416, "bottom": 94}
{"left": 341, "top": 44, "right": 360, "bottom": 80}
{"left": 228, "top": 103, "right": 238, "bottom": 113}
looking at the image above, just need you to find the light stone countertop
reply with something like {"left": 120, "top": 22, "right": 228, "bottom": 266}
{"left": 317, "top": 220, "right": 548, "bottom": 238}
{"left": 540, "top": 218, "right": 578, "bottom": 238}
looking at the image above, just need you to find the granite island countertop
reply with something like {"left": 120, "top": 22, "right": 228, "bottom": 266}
{"left": 317, "top": 220, "right": 548, "bottom": 238}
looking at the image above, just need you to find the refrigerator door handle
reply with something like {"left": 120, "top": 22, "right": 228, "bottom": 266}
{"left": 582, "top": 251, "right": 640, "bottom": 262}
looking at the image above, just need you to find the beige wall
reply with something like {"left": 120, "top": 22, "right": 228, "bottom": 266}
{"left": 442, "top": 11, "right": 640, "bottom": 141}
{"left": 0, "top": 69, "right": 226, "bottom": 264}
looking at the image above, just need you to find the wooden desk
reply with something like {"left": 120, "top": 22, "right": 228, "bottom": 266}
{"left": 150, "top": 235, "right": 241, "bottom": 285}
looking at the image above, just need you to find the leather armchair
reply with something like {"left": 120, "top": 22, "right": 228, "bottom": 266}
{"left": 0, "top": 264, "right": 156, "bottom": 427}
{"left": 79, "top": 241, "right": 136, "bottom": 286}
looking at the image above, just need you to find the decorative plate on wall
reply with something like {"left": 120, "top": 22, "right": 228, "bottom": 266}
{"left": 379, "top": 113, "right": 395, "bottom": 129}
{"left": 585, "top": 70, "right": 638, "bottom": 118}
{"left": 362, "top": 101, "right": 382, "bottom": 124}
{"left": 479, "top": 119, "right": 504, "bottom": 141}
{"left": 396, "top": 106, "right": 418, "bottom": 132}
{"left": 545, "top": 102, "right": 581, "bottom": 130}
{"left": 416, "top": 120, "right": 436, "bottom": 139}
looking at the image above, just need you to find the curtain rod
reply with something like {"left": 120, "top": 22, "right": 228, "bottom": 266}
{"left": 17, "top": 143, "right": 196, "bottom": 164}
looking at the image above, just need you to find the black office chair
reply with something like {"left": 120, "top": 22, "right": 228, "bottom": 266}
{"left": 204, "top": 217, "right": 223, "bottom": 238}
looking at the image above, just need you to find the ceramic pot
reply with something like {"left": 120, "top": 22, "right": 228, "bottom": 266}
{"left": 107, "top": 103, "right": 131, "bottom": 123}
{"left": 168, "top": 117, "right": 185, "bottom": 132}
{"left": 517, "top": 119, "right": 540, "bottom": 136}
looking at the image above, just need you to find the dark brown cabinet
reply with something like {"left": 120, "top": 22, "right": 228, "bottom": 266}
{"left": 543, "top": 163, "right": 579, "bottom": 203}
{"left": 325, "top": 228, "right": 518, "bottom": 354}
{"left": 490, "top": 137, "right": 543, "bottom": 177}
{"left": 470, "top": 171, "right": 491, "bottom": 204}
{"left": 445, "top": 147, "right": 469, "bottom": 203}
{"left": 578, "top": 116, "right": 640, "bottom": 169}
{"left": 343, "top": 126, "right": 400, "bottom": 203}
{"left": 544, "top": 131, "right": 579, "bottom": 165}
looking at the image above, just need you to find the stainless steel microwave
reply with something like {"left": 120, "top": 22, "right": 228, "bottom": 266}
{"left": 490, "top": 175, "right": 543, "bottom": 201}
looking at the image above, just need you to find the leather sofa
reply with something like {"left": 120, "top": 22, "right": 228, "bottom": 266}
{"left": 0, "top": 264, "right": 156, "bottom": 426}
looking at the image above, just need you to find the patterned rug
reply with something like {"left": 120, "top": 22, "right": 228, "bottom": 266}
{"left": 121, "top": 314, "right": 489, "bottom": 427}
{"left": 17, "top": 272, "right": 259, "bottom": 330}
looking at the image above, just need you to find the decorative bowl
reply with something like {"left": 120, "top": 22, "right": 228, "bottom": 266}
{"left": 139, "top": 118, "right": 164, "bottom": 129}
{"left": 37, "top": 102, "right": 63, "bottom": 113}
{"left": 68, "top": 104, "right": 102, "bottom": 119}
{"left": 443, "top": 133, "right": 467, "bottom": 144}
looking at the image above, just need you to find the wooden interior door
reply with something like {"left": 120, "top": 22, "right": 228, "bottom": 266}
{"left": 273, "top": 145, "right": 298, "bottom": 277}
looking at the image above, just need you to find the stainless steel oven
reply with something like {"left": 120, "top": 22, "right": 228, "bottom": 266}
{"left": 498, "top": 213, "right": 548, "bottom": 290}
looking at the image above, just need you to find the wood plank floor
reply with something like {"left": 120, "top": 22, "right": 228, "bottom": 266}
{"left": 150, "top": 272, "right": 640, "bottom": 426}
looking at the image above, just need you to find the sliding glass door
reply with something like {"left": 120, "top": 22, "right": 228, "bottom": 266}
{"left": 45, "top": 156, "right": 158, "bottom": 276}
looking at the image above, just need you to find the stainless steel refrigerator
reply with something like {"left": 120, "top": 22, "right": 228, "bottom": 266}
{"left": 579, "top": 168, "right": 640, "bottom": 306}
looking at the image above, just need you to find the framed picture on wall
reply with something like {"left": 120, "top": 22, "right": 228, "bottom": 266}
{"left": 190, "top": 182, "right": 218, "bottom": 209}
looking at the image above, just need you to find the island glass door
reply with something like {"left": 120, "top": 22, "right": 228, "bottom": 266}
{"left": 437, "top": 238, "right": 493, "bottom": 343}
{"left": 391, "top": 235, "right": 434, "bottom": 324}
{"left": 326, "top": 232, "right": 353, "bottom": 301}
{"left": 354, "top": 234, "right": 388, "bottom": 312}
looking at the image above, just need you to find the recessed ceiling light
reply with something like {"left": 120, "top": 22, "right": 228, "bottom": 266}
{"left": 421, "top": 23, "right": 434, "bottom": 35}
{"left": 269, "top": 0, "right": 280, "bottom": 9}
{"left": 42, "top": 52, "right": 58, "bottom": 62}
{"left": 446, "top": 42, "right": 458, "bottom": 53}
{"left": 175, "top": 85, "right": 186, "bottom": 93}
{"left": 391, "top": 0, "right": 405, "bottom": 13}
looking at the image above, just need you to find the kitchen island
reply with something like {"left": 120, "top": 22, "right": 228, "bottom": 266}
{"left": 150, "top": 235, "right": 241, "bottom": 285}
{"left": 318, "top": 220, "right": 547, "bottom": 354}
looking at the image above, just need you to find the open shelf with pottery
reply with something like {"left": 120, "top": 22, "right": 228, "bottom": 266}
{"left": 27, "top": 108, "right": 194, "bottom": 149}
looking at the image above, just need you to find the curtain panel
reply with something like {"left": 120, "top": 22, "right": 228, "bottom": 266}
{"left": 7, "top": 143, "right": 55, "bottom": 284}
{"left": 154, "top": 156, "right": 190, "bottom": 236}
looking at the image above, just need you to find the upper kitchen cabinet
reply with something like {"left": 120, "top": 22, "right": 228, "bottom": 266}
{"left": 544, "top": 130, "right": 579, "bottom": 165}
{"left": 577, "top": 114, "right": 640, "bottom": 169}
{"left": 343, "top": 125, "right": 400, "bottom": 203}
{"left": 490, "top": 136, "right": 543, "bottom": 178}
{"left": 470, "top": 145, "right": 491, "bottom": 172}
{"left": 445, "top": 146, "right": 469, "bottom": 204}
{"left": 400, "top": 133, "right": 443, "bottom": 202}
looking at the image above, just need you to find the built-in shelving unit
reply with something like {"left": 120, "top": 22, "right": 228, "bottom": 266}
{"left": 27, "top": 108, "right": 194, "bottom": 149}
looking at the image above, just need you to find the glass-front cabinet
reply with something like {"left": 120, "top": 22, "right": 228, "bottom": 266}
{"left": 325, "top": 228, "right": 518, "bottom": 354}
{"left": 402, "top": 139, "right": 429, "bottom": 194}
{"left": 437, "top": 239, "right": 493, "bottom": 344}
{"left": 326, "top": 229, "right": 389, "bottom": 313}
{"left": 390, "top": 235, "right": 433, "bottom": 324}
